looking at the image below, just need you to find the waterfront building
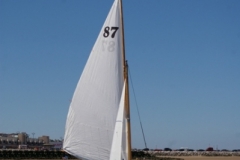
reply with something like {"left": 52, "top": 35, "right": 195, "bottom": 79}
{"left": 0, "top": 132, "right": 62, "bottom": 150}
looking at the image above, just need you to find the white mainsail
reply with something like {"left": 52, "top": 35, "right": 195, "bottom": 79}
{"left": 63, "top": 0, "right": 129, "bottom": 160}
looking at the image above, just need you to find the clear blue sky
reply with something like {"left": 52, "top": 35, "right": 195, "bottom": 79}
{"left": 1, "top": 0, "right": 240, "bottom": 150}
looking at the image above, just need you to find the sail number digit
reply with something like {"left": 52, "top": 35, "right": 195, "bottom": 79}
{"left": 102, "top": 26, "right": 119, "bottom": 52}
{"left": 102, "top": 40, "right": 116, "bottom": 52}
{"left": 103, "top": 26, "right": 119, "bottom": 38}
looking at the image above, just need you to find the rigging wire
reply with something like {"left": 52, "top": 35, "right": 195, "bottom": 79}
{"left": 128, "top": 66, "right": 148, "bottom": 149}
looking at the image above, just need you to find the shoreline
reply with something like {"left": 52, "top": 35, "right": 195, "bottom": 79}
{"left": 1, "top": 158, "right": 240, "bottom": 160}
{"left": 148, "top": 151, "right": 240, "bottom": 157}
{"left": 160, "top": 156, "right": 240, "bottom": 160}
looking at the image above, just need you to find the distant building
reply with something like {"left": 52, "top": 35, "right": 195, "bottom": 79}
{"left": 206, "top": 147, "right": 214, "bottom": 151}
{"left": 0, "top": 132, "right": 62, "bottom": 150}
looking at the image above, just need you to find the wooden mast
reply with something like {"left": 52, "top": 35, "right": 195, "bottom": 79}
{"left": 119, "top": 0, "right": 132, "bottom": 159}
{"left": 124, "top": 61, "right": 132, "bottom": 160}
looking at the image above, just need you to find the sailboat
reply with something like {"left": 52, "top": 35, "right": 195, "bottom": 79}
{"left": 63, "top": 0, "right": 132, "bottom": 160}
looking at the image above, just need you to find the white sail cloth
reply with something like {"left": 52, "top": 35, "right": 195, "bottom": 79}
{"left": 63, "top": 0, "right": 125, "bottom": 160}
{"left": 110, "top": 82, "right": 127, "bottom": 160}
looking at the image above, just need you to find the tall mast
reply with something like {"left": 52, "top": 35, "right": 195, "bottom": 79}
{"left": 124, "top": 61, "right": 132, "bottom": 160}
{"left": 120, "top": 0, "right": 126, "bottom": 66}
{"left": 119, "top": 0, "right": 132, "bottom": 159}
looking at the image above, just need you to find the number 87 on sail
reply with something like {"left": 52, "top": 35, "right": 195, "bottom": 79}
{"left": 102, "top": 26, "right": 119, "bottom": 52}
